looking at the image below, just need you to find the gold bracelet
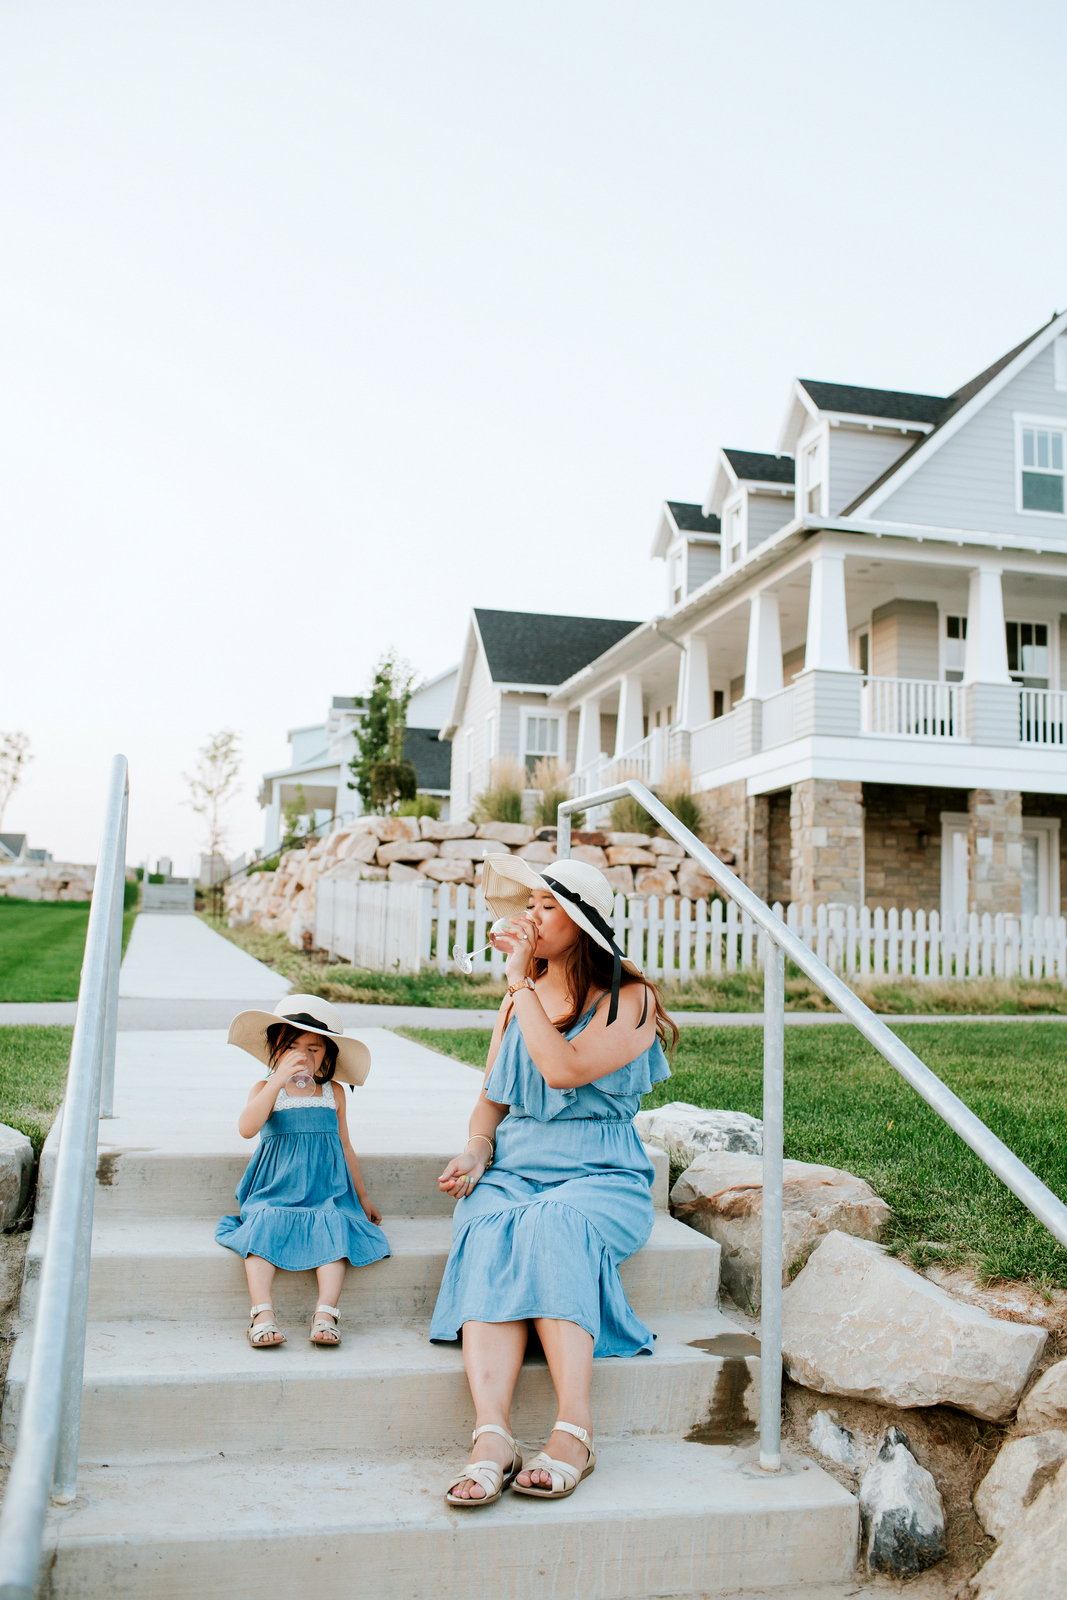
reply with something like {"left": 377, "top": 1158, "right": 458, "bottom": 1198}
{"left": 466, "top": 1133, "right": 495, "bottom": 1168}
{"left": 507, "top": 977, "right": 536, "bottom": 998}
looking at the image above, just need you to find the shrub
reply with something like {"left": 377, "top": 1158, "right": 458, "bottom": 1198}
{"left": 530, "top": 757, "right": 582, "bottom": 830}
{"left": 397, "top": 792, "right": 441, "bottom": 820}
{"left": 655, "top": 761, "right": 706, "bottom": 842}
{"left": 473, "top": 756, "right": 526, "bottom": 825}
{"left": 609, "top": 792, "right": 656, "bottom": 835}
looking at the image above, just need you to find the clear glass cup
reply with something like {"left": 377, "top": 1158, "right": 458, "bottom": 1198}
{"left": 454, "top": 917, "right": 523, "bottom": 974}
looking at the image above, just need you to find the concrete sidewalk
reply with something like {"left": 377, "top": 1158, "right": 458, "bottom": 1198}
{"left": 118, "top": 914, "right": 291, "bottom": 1001}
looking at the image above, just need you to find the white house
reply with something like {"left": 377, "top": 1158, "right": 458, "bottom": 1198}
{"left": 257, "top": 665, "right": 458, "bottom": 851}
{"left": 441, "top": 608, "right": 640, "bottom": 814}
{"left": 542, "top": 311, "right": 1067, "bottom": 923}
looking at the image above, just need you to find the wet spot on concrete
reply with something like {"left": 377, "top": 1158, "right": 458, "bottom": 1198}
{"left": 96, "top": 1153, "right": 122, "bottom": 1187}
{"left": 686, "top": 1333, "right": 760, "bottom": 1444}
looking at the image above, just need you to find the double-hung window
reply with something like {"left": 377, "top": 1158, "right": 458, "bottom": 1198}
{"left": 1006, "top": 621, "right": 1049, "bottom": 688}
{"left": 944, "top": 614, "right": 967, "bottom": 682}
{"left": 805, "top": 441, "right": 823, "bottom": 514}
{"left": 522, "top": 714, "right": 559, "bottom": 776}
{"left": 1017, "top": 419, "right": 1066, "bottom": 514}
{"left": 726, "top": 504, "right": 743, "bottom": 566}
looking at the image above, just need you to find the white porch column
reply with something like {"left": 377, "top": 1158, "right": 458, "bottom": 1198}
{"left": 743, "top": 591, "right": 784, "bottom": 700}
{"left": 677, "top": 635, "right": 711, "bottom": 728}
{"left": 803, "top": 552, "right": 852, "bottom": 673}
{"left": 614, "top": 674, "right": 645, "bottom": 757}
{"left": 575, "top": 697, "right": 602, "bottom": 769}
{"left": 963, "top": 565, "right": 1011, "bottom": 684}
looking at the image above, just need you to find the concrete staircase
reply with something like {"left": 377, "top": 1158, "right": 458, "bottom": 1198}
{"left": 4, "top": 1028, "right": 858, "bottom": 1599}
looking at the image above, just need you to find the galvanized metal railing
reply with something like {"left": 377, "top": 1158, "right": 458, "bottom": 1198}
{"left": 558, "top": 780, "right": 1067, "bottom": 1474}
{"left": 0, "top": 755, "right": 129, "bottom": 1599}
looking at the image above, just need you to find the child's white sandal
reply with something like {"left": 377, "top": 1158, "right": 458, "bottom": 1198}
{"left": 309, "top": 1304, "right": 341, "bottom": 1345}
{"left": 247, "top": 1303, "right": 286, "bottom": 1348}
{"left": 511, "top": 1421, "right": 595, "bottom": 1499}
{"left": 445, "top": 1424, "right": 522, "bottom": 1508}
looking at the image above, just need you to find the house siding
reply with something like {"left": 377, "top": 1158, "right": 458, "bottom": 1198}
{"left": 828, "top": 429, "right": 917, "bottom": 516}
{"left": 686, "top": 542, "right": 720, "bottom": 593}
{"left": 873, "top": 343, "right": 1067, "bottom": 539}
{"left": 747, "top": 493, "right": 794, "bottom": 551}
{"left": 451, "top": 651, "right": 498, "bottom": 814}
{"left": 869, "top": 599, "right": 940, "bottom": 679}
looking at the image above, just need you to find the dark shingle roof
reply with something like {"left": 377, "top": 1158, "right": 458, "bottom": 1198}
{"left": 798, "top": 380, "right": 945, "bottom": 425}
{"left": 723, "top": 450, "right": 795, "bottom": 485}
{"left": 837, "top": 315, "right": 1060, "bottom": 515}
{"left": 666, "top": 501, "right": 721, "bottom": 534}
{"left": 403, "top": 727, "right": 452, "bottom": 790}
{"left": 473, "top": 609, "right": 641, "bottom": 686}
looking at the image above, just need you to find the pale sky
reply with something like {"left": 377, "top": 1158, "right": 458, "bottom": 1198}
{"left": 3, "top": 1, "right": 1066, "bottom": 870}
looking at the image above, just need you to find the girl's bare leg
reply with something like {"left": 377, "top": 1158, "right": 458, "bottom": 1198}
{"left": 244, "top": 1255, "right": 282, "bottom": 1342}
{"left": 515, "top": 1318, "right": 594, "bottom": 1488}
{"left": 450, "top": 1320, "right": 528, "bottom": 1500}
{"left": 311, "top": 1260, "right": 346, "bottom": 1343}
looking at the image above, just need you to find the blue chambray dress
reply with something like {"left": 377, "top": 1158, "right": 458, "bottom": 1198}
{"left": 216, "top": 1081, "right": 391, "bottom": 1272}
{"left": 430, "top": 1002, "right": 670, "bottom": 1357}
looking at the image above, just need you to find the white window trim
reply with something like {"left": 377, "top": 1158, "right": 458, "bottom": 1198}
{"left": 937, "top": 605, "right": 968, "bottom": 682}
{"left": 940, "top": 811, "right": 970, "bottom": 927}
{"left": 796, "top": 423, "right": 828, "bottom": 518}
{"left": 1055, "top": 335, "right": 1067, "bottom": 392}
{"left": 464, "top": 729, "right": 474, "bottom": 809}
{"left": 722, "top": 495, "right": 746, "bottom": 568}
{"left": 484, "top": 713, "right": 495, "bottom": 784}
{"left": 1012, "top": 412, "right": 1067, "bottom": 519}
{"left": 668, "top": 538, "right": 686, "bottom": 607}
{"left": 1005, "top": 614, "right": 1057, "bottom": 686}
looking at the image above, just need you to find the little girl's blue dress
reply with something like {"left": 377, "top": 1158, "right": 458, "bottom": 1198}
{"left": 216, "top": 1080, "right": 390, "bottom": 1271}
{"left": 430, "top": 1003, "right": 670, "bottom": 1356}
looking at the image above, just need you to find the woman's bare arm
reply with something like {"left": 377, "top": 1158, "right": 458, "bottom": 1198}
{"left": 438, "top": 994, "right": 512, "bottom": 1195}
{"left": 508, "top": 981, "right": 656, "bottom": 1088}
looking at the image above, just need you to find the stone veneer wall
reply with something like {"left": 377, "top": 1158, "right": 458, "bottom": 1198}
{"left": 789, "top": 779, "right": 864, "bottom": 907}
{"left": 968, "top": 789, "right": 1023, "bottom": 918}
{"left": 767, "top": 791, "right": 791, "bottom": 906}
{"left": 862, "top": 785, "right": 967, "bottom": 912}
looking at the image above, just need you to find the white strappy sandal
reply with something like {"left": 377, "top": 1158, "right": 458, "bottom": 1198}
{"left": 445, "top": 1424, "right": 523, "bottom": 1508}
{"left": 247, "top": 1303, "right": 286, "bottom": 1348}
{"left": 309, "top": 1304, "right": 341, "bottom": 1345}
{"left": 510, "top": 1421, "right": 596, "bottom": 1499}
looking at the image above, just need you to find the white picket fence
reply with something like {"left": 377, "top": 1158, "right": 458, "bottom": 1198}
{"left": 316, "top": 877, "right": 1067, "bottom": 983}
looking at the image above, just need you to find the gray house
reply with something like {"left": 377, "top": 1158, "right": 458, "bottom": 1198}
{"left": 544, "top": 311, "right": 1067, "bottom": 923}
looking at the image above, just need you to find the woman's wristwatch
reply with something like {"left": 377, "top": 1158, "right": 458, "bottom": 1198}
{"left": 507, "top": 977, "right": 536, "bottom": 997}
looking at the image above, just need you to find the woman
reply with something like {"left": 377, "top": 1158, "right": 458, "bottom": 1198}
{"left": 431, "top": 857, "right": 677, "bottom": 1507}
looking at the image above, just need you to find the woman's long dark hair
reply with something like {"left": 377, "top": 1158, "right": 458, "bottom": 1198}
{"left": 265, "top": 1021, "right": 338, "bottom": 1083}
{"left": 533, "top": 928, "right": 679, "bottom": 1055}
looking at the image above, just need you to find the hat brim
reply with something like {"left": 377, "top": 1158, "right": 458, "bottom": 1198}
{"left": 227, "top": 1010, "right": 371, "bottom": 1085}
{"left": 480, "top": 856, "right": 641, "bottom": 976}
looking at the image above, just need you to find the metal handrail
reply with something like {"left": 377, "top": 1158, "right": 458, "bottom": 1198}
{"left": 557, "top": 780, "right": 1067, "bottom": 1474}
{"left": 0, "top": 755, "right": 129, "bottom": 1598}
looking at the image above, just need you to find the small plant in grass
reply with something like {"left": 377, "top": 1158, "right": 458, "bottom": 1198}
{"left": 530, "top": 756, "right": 582, "bottom": 830}
{"left": 610, "top": 790, "right": 656, "bottom": 835}
{"left": 473, "top": 756, "right": 526, "bottom": 825}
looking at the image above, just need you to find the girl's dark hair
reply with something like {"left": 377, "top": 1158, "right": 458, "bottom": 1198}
{"left": 533, "top": 928, "right": 679, "bottom": 1056}
{"left": 265, "top": 1021, "right": 338, "bottom": 1083}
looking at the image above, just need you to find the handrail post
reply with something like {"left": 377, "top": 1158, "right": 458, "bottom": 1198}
{"left": 759, "top": 939, "right": 785, "bottom": 1472}
{"left": 99, "top": 784, "right": 127, "bottom": 1120}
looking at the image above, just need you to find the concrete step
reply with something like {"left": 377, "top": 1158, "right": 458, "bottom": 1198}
{"left": 42, "top": 1442, "right": 858, "bottom": 1599}
{"left": 3, "top": 1312, "right": 754, "bottom": 1462}
{"left": 86, "top": 1144, "right": 670, "bottom": 1219}
{"left": 22, "top": 1214, "right": 718, "bottom": 1325}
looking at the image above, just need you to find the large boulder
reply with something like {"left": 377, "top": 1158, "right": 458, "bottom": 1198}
{"left": 601, "top": 866, "right": 634, "bottom": 893}
{"left": 420, "top": 817, "right": 477, "bottom": 841}
{"left": 340, "top": 832, "right": 382, "bottom": 864}
{"left": 1018, "top": 1357, "right": 1067, "bottom": 1431}
{"left": 634, "top": 1102, "right": 764, "bottom": 1165}
{"left": 515, "top": 842, "right": 557, "bottom": 863}
{"left": 387, "top": 863, "right": 426, "bottom": 883}
{"left": 476, "top": 822, "right": 534, "bottom": 846}
{"left": 781, "top": 1231, "right": 1046, "bottom": 1421}
{"left": 969, "top": 1453, "right": 1067, "bottom": 1598}
{"left": 0, "top": 1124, "right": 32, "bottom": 1228}
{"left": 859, "top": 1427, "right": 946, "bottom": 1577}
{"left": 439, "top": 839, "right": 510, "bottom": 861}
{"left": 607, "top": 832, "right": 652, "bottom": 847}
{"left": 974, "top": 1431, "right": 1067, "bottom": 1541}
{"left": 677, "top": 866, "right": 716, "bottom": 899}
{"left": 606, "top": 846, "right": 656, "bottom": 866}
{"left": 376, "top": 840, "right": 439, "bottom": 866}
{"left": 376, "top": 816, "right": 421, "bottom": 842}
{"left": 649, "top": 837, "right": 685, "bottom": 859}
{"left": 571, "top": 845, "right": 608, "bottom": 869}
{"left": 423, "top": 859, "right": 473, "bottom": 884}
{"left": 633, "top": 868, "right": 676, "bottom": 897}
{"left": 669, "top": 1152, "right": 891, "bottom": 1310}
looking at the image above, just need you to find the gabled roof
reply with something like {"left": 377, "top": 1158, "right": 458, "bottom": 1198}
{"left": 797, "top": 380, "right": 945, "bottom": 426}
{"left": 0, "top": 834, "right": 26, "bottom": 861}
{"left": 842, "top": 312, "right": 1063, "bottom": 517}
{"left": 403, "top": 727, "right": 451, "bottom": 792}
{"left": 722, "top": 450, "right": 795, "bottom": 485}
{"left": 473, "top": 608, "right": 640, "bottom": 687}
{"left": 651, "top": 500, "right": 721, "bottom": 559}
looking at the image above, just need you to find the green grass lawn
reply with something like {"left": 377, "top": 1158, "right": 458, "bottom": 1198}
{"left": 398, "top": 1021, "right": 1067, "bottom": 1288}
{"left": 0, "top": 900, "right": 137, "bottom": 1003}
{"left": 0, "top": 1026, "right": 73, "bottom": 1156}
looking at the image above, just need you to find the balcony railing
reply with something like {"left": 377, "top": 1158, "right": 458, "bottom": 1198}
{"left": 761, "top": 684, "right": 796, "bottom": 749}
{"left": 861, "top": 675, "right": 966, "bottom": 740}
{"left": 568, "top": 726, "right": 669, "bottom": 798}
{"left": 689, "top": 709, "right": 738, "bottom": 774}
{"left": 1020, "top": 687, "right": 1067, "bottom": 746}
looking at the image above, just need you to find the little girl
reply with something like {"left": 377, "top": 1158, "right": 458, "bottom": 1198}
{"left": 217, "top": 995, "right": 390, "bottom": 1347}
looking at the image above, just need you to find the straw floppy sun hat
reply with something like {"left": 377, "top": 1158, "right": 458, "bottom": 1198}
{"left": 480, "top": 856, "right": 645, "bottom": 1026}
{"left": 228, "top": 995, "right": 371, "bottom": 1085}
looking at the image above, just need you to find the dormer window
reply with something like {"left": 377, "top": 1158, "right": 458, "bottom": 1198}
{"left": 727, "top": 505, "right": 743, "bottom": 566}
{"left": 804, "top": 441, "right": 823, "bottom": 514}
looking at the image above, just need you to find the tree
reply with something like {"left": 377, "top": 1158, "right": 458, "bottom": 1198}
{"left": 0, "top": 732, "right": 31, "bottom": 832}
{"left": 184, "top": 730, "right": 241, "bottom": 864}
{"left": 348, "top": 653, "right": 418, "bottom": 814}
{"left": 280, "top": 784, "right": 311, "bottom": 853}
